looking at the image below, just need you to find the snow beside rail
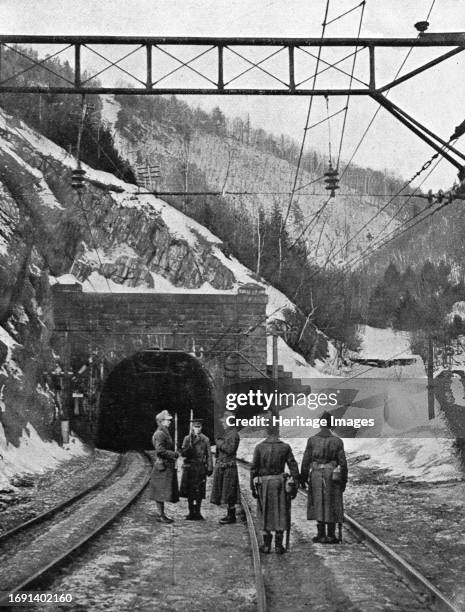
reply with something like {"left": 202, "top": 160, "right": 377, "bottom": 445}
{"left": 0, "top": 423, "right": 88, "bottom": 489}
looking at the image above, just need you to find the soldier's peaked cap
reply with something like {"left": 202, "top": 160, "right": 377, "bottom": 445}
{"left": 190, "top": 418, "right": 203, "bottom": 425}
{"left": 156, "top": 410, "right": 173, "bottom": 421}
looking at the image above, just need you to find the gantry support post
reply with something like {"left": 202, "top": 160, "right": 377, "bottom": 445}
{"left": 146, "top": 43, "right": 152, "bottom": 89}
{"left": 368, "top": 45, "right": 375, "bottom": 90}
{"left": 74, "top": 43, "right": 81, "bottom": 88}
{"left": 288, "top": 45, "right": 295, "bottom": 92}
{"left": 217, "top": 44, "right": 224, "bottom": 90}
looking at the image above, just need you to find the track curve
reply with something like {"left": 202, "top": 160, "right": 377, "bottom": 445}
{"left": 0, "top": 451, "right": 152, "bottom": 607}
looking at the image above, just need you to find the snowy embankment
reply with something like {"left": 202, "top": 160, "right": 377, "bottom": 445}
{"left": 239, "top": 325, "right": 462, "bottom": 482}
{"left": 238, "top": 436, "right": 460, "bottom": 483}
{"left": 266, "top": 335, "right": 336, "bottom": 378}
{"left": 0, "top": 424, "right": 87, "bottom": 489}
{"left": 357, "top": 324, "right": 412, "bottom": 360}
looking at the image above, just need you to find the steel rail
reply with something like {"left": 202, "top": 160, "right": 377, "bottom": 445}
{"left": 0, "top": 452, "right": 123, "bottom": 545}
{"left": 0, "top": 451, "right": 152, "bottom": 606}
{"left": 237, "top": 457, "right": 460, "bottom": 612}
{"left": 344, "top": 512, "right": 461, "bottom": 612}
{"left": 240, "top": 485, "right": 268, "bottom": 612}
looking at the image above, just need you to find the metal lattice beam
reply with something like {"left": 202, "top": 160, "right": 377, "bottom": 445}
{"left": 0, "top": 32, "right": 464, "bottom": 171}
{"left": 0, "top": 33, "right": 463, "bottom": 95}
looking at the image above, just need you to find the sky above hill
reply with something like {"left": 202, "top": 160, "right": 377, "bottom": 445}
{"left": 1, "top": 0, "right": 464, "bottom": 191}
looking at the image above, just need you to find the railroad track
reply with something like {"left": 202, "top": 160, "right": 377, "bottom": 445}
{"left": 0, "top": 451, "right": 152, "bottom": 607}
{"left": 0, "top": 453, "right": 123, "bottom": 546}
{"left": 237, "top": 458, "right": 461, "bottom": 612}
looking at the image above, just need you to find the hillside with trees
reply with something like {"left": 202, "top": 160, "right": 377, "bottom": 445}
{"left": 4, "top": 45, "right": 465, "bottom": 364}
{"left": 0, "top": 45, "right": 135, "bottom": 183}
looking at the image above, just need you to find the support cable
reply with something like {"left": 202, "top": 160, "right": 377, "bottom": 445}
{"left": 75, "top": 189, "right": 112, "bottom": 293}
{"left": 318, "top": 148, "right": 441, "bottom": 270}
{"left": 280, "top": 0, "right": 331, "bottom": 234}
{"left": 285, "top": 0, "right": 366, "bottom": 252}
{"left": 345, "top": 150, "right": 453, "bottom": 271}
{"left": 325, "top": 1, "right": 366, "bottom": 26}
{"left": 325, "top": 95, "right": 333, "bottom": 165}
{"left": 336, "top": 0, "right": 366, "bottom": 169}
{"left": 339, "top": 0, "right": 437, "bottom": 182}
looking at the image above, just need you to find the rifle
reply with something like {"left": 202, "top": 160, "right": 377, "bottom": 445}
{"left": 285, "top": 494, "right": 291, "bottom": 551}
{"left": 284, "top": 475, "right": 293, "bottom": 551}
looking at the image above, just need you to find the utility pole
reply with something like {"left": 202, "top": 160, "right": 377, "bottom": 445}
{"left": 427, "top": 334, "right": 435, "bottom": 420}
{"left": 272, "top": 334, "right": 279, "bottom": 436}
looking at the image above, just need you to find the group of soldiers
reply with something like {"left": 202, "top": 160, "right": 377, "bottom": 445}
{"left": 148, "top": 408, "right": 348, "bottom": 552}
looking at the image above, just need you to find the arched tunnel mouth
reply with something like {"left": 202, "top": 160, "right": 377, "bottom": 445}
{"left": 96, "top": 349, "right": 215, "bottom": 451}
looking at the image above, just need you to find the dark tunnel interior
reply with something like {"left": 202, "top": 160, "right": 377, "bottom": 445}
{"left": 96, "top": 350, "right": 215, "bottom": 451}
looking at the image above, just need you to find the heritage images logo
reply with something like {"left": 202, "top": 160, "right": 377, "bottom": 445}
{"left": 225, "top": 389, "right": 338, "bottom": 411}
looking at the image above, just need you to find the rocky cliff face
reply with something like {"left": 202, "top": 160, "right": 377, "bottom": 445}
{"left": 104, "top": 95, "right": 405, "bottom": 267}
{"left": 0, "top": 105, "right": 329, "bottom": 446}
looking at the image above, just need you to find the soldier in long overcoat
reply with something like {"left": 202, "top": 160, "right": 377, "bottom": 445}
{"left": 300, "top": 411, "right": 348, "bottom": 544}
{"left": 250, "top": 430, "right": 299, "bottom": 554}
{"left": 180, "top": 419, "right": 213, "bottom": 520}
{"left": 148, "top": 410, "right": 179, "bottom": 524}
{"left": 210, "top": 412, "right": 240, "bottom": 524}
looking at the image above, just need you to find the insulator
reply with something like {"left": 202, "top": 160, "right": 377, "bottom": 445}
{"left": 324, "top": 164, "right": 339, "bottom": 197}
{"left": 71, "top": 168, "right": 86, "bottom": 190}
{"left": 414, "top": 21, "right": 429, "bottom": 33}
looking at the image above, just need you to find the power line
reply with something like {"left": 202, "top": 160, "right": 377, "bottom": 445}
{"left": 342, "top": 136, "right": 461, "bottom": 272}
{"left": 323, "top": 148, "right": 443, "bottom": 269}
{"left": 336, "top": 0, "right": 366, "bottom": 169}
{"left": 286, "top": 0, "right": 367, "bottom": 252}
{"left": 280, "top": 0, "right": 331, "bottom": 234}
{"left": 338, "top": 0, "right": 438, "bottom": 182}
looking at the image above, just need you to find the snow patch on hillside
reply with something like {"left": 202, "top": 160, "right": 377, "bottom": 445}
{"left": 238, "top": 435, "right": 459, "bottom": 482}
{"left": 344, "top": 437, "right": 460, "bottom": 482}
{"left": 0, "top": 423, "right": 88, "bottom": 489}
{"left": 447, "top": 301, "right": 465, "bottom": 323}
{"left": 357, "top": 325, "right": 412, "bottom": 360}
{"left": 0, "top": 326, "right": 22, "bottom": 380}
{"left": 267, "top": 335, "right": 335, "bottom": 378}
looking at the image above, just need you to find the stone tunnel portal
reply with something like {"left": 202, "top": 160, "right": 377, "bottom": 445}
{"left": 97, "top": 349, "right": 215, "bottom": 451}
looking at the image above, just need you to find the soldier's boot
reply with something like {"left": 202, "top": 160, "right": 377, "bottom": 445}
{"left": 195, "top": 500, "right": 205, "bottom": 520}
{"left": 312, "top": 521, "right": 326, "bottom": 543}
{"left": 274, "top": 531, "right": 286, "bottom": 554}
{"left": 259, "top": 532, "right": 272, "bottom": 553}
{"left": 219, "top": 506, "right": 236, "bottom": 524}
{"left": 185, "top": 500, "right": 196, "bottom": 520}
{"left": 324, "top": 522, "right": 338, "bottom": 544}
{"left": 156, "top": 502, "right": 174, "bottom": 524}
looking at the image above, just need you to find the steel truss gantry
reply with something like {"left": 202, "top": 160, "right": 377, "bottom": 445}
{"left": 0, "top": 32, "right": 464, "bottom": 170}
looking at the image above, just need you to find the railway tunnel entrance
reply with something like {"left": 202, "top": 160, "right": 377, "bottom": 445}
{"left": 97, "top": 350, "right": 215, "bottom": 451}
{"left": 50, "top": 283, "right": 268, "bottom": 447}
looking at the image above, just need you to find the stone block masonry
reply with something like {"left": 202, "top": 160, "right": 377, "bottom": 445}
{"left": 51, "top": 283, "right": 268, "bottom": 384}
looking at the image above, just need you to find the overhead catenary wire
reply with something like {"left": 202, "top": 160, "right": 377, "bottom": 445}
{"left": 285, "top": 0, "right": 367, "bottom": 251}
{"left": 336, "top": 132, "right": 461, "bottom": 273}
{"left": 280, "top": 0, "right": 331, "bottom": 234}
{"left": 323, "top": 151, "right": 441, "bottom": 268}
{"left": 345, "top": 157, "right": 453, "bottom": 272}
{"left": 325, "top": 0, "right": 366, "bottom": 26}
{"left": 325, "top": 95, "right": 333, "bottom": 165}
{"left": 336, "top": 0, "right": 366, "bottom": 170}
{"left": 338, "top": 0, "right": 437, "bottom": 182}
